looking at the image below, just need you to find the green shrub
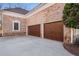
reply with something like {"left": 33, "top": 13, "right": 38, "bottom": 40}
{"left": 63, "top": 3, "right": 79, "bottom": 28}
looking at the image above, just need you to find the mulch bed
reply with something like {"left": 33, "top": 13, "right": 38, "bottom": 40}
{"left": 63, "top": 43, "right": 79, "bottom": 56}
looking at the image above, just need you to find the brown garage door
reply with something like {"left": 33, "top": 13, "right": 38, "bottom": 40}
{"left": 44, "top": 21, "right": 63, "bottom": 41}
{"left": 28, "top": 24, "right": 40, "bottom": 37}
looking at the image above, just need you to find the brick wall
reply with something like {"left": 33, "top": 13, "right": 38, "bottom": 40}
{"left": 27, "top": 3, "right": 65, "bottom": 26}
{"left": 3, "top": 15, "right": 26, "bottom": 36}
{"left": 26, "top": 3, "right": 65, "bottom": 38}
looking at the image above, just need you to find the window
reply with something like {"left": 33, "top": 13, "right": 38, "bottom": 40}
{"left": 13, "top": 21, "right": 20, "bottom": 31}
{"left": 14, "top": 22, "right": 19, "bottom": 30}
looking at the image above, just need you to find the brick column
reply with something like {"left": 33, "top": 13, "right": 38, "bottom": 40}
{"left": 41, "top": 23, "right": 44, "bottom": 38}
{"left": 26, "top": 23, "right": 28, "bottom": 36}
{"left": 40, "top": 15, "right": 45, "bottom": 38}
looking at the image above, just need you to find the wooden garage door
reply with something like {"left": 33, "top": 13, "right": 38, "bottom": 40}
{"left": 44, "top": 21, "right": 63, "bottom": 41}
{"left": 28, "top": 24, "right": 40, "bottom": 37}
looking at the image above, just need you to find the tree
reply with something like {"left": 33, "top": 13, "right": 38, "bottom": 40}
{"left": 63, "top": 3, "right": 79, "bottom": 43}
{"left": 63, "top": 3, "right": 79, "bottom": 28}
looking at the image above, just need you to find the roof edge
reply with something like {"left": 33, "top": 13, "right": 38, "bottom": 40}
{"left": 25, "top": 3, "right": 55, "bottom": 18}
{"left": 2, "top": 10, "right": 26, "bottom": 18}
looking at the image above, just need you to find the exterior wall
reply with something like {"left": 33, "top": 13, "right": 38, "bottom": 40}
{"left": 64, "top": 25, "right": 71, "bottom": 44}
{"left": 0, "top": 11, "right": 2, "bottom": 36}
{"left": 63, "top": 25, "right": 78, "bottom": 44}
{"left": 26, "top": 3, "right": 65, "bottom": 38}
{"left": 73, "top": 29, "right": 79, "bottom": 43}
{"left": 44, "top": 3, "right": 65, "bottom": 23}
{"left": 27, "top": 11, "right": 45, "bottom": 26}
{"left": 74, "top": 29, "right": 79, "bottom": 38}
{"left": 3, "top": 15, "right": 26, "bottom": 36}
{"left": 27, "top": 3, "right": 65, "bottom": 25}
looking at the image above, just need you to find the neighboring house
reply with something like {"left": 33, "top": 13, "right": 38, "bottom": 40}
{"left": 0, "top": 3, "right": 75, "bottom": 44}
{"left": 0, "top": 8, "right": 29, "bottom": 36}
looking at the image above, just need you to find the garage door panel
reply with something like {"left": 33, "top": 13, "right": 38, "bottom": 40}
{"left": 28, "top": 25, "right": 40, "bottom": 37}
{"left": 44, "top": 22, "right": 63, "bottom": 41}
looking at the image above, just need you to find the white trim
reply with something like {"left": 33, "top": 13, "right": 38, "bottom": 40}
{"left": 12, "top": 20, "right": 20, "bottom": 32}
{"left": 3, "top": 11, "right": 25, "bottom": 18}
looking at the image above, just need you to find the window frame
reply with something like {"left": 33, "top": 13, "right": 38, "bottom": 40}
{"left": 12, "top": 20, "right": 20, "bottom": 31}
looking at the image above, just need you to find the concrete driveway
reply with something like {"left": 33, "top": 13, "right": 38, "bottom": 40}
{"left": 0, "top": 36, "right": 73, "bottom": 56}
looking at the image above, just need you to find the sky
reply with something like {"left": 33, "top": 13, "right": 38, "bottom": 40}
{"left": 0, "top": 3, "right": 39, "bottom": 10}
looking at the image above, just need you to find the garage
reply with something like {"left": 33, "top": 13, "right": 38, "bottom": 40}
{"left": 28, "top": 24, "right": 40, "bottom": 37}
{"left": 44, "top": 21, "right": 63, "bottom": 41}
